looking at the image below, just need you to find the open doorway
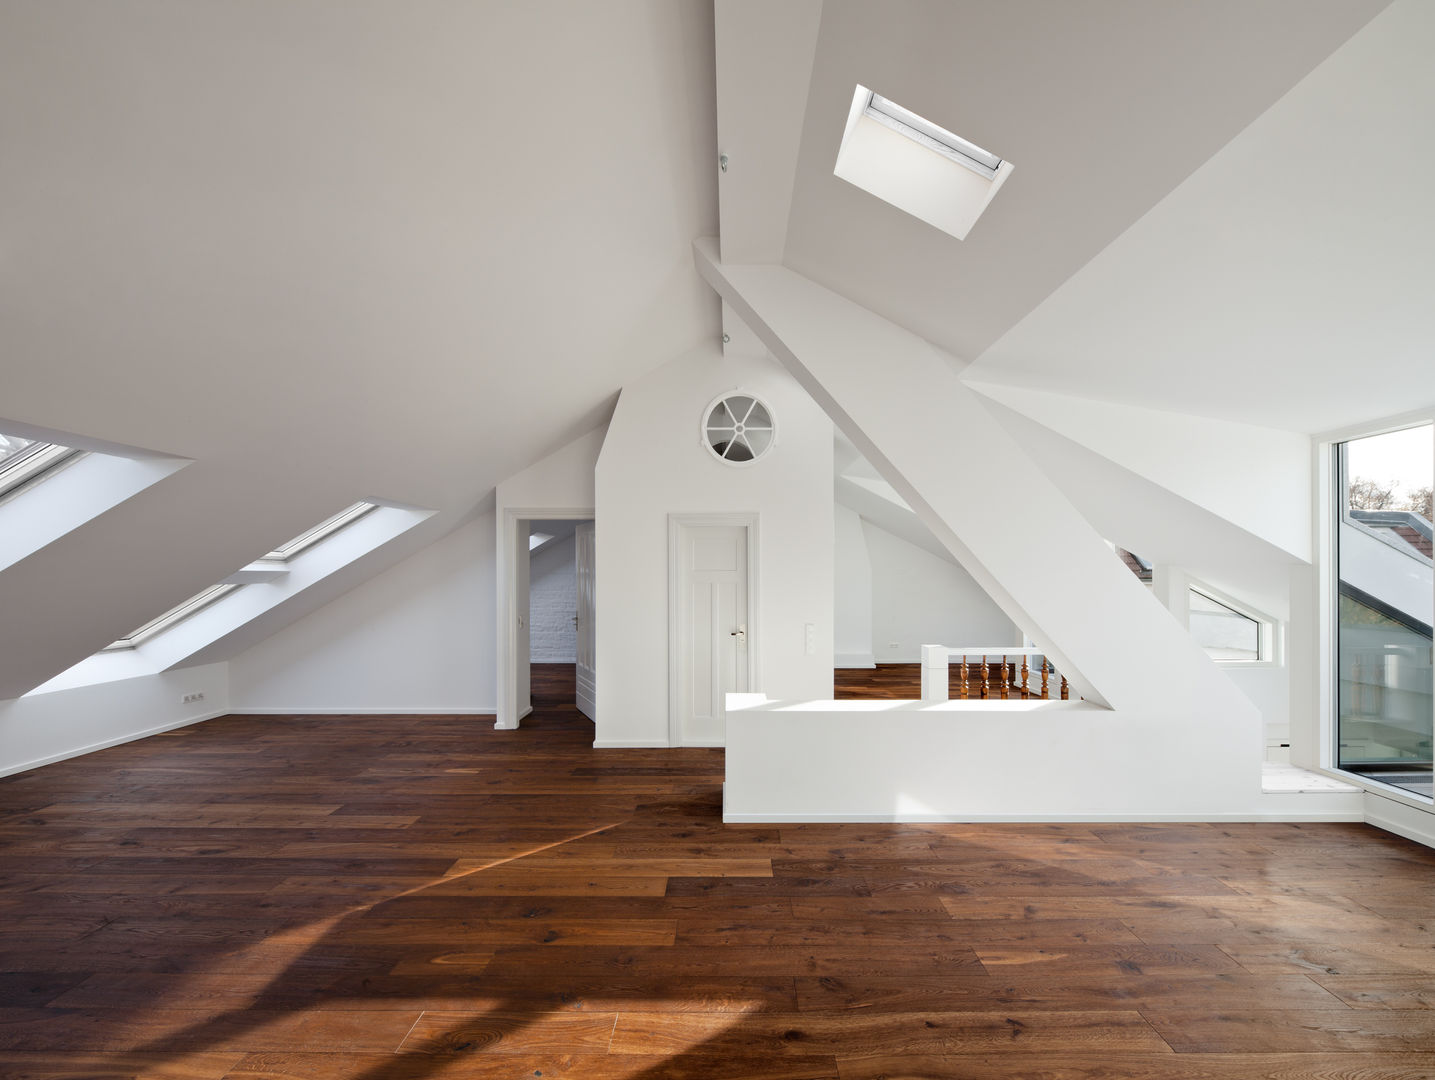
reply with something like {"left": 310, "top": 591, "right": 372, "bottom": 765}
{"left": 525, "top": 518, "right": 595, "bottom": 721}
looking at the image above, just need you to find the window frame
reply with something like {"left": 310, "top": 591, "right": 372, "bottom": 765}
{"left": 1186, "top": 581, "right": 1277, "bottom": 667}
{"left": 102, "top": 502, "right": 380, "bottom": 652}
{"left": 0, "top": 439, "right": 84, "bottom": 502}
{"left": 1325, "top": 418, "right": 1435, "bottom": 802}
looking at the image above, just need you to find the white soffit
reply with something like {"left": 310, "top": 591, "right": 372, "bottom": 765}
{"left": 834, "top": 85, "right": 1013, "bottom": 241}
{"left": 964, "top": 0, "right": 1433, "bottom": 433}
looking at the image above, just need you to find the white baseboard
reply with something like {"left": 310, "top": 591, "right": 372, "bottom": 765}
{"left": 0, "top": 708, "right": 228, "bottom": 778}
{"left": 723, "top": 809, "right": 1368, "bottom": 824}
{"left": 517, "top": 704, "right": 533, "bottom": 721}
{"left": 835, "top": 653, "right": 875, "bottom": 669}
{"left": 592, "top": 739, "right": 672, "bottom": 748}
{"left": 1364, "top": 791, "right": 1435, "bottom": 850}
{"left": 232, "top": 706, "right": 498, "bottom": 716}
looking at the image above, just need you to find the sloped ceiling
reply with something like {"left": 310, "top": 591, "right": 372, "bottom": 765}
{"left": 0, "top": 0, "right": 719, "bottom": 696}
{"left": 966, "top": 0, "right": 1435, "bottom": 433}
{"left": 779, "top": 0, "right": 1389, "bottom": 363}
{"left": 3, "top": 0, "right": 1417, "bottom": 699}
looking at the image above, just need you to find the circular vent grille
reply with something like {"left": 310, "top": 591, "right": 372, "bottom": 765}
{"left": 703, "top": 393, "right": 775, "bottom": 465}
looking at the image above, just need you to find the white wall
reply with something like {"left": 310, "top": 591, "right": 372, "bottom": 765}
{"left": 1227, "top": 665, "right": 1291, "bottom": 746}
{"left": 530, "top": 534, "right": 576, "bottom": 662}
{"left": 724, "top": 695, "right": 1363, "bottom": 823}
{"left": 863, "top": 518, "right": 1020, "bottom": 662}
{"left": 0, "top": 663, "right": 229, "bottom": 777}
{"left": 595, "top": 345, "right": 834, "bottom": 746}
{"left": 229, "top": 513, "right": 496, "bottom": 713}
{"left": 833, "top": 504, "right": 872, "bottom": 667}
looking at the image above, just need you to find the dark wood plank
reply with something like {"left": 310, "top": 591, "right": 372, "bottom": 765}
{"left": 1142, "top": 1009, "right": 1435, "bottom": 1052}
{"left": 0, "top": 671, "right": 1432, "bottom": 1077}
{"left": 835, "top": 1054, "right": 1435, "bottom": 1079}
{"left": 608, "top": 1010, "right": 1172, "bottom": 1055}
{"left": 0, "top": 1052, "right": 243, "bottom": 1079}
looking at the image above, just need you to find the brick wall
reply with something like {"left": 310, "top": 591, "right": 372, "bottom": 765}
{"left": 529, "top": 534, "right": 577, "bottom": 662}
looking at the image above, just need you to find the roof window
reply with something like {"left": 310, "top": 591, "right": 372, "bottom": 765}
{"left": 834, "top": 84, "right": 1013, "bottom": 241}
{"left": 0, "top": 431, "right": 82, "bottom": 500}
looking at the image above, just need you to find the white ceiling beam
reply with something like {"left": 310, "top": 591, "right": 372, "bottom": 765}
{"left": 694, "top": 236, "right": 1258, "bottom": 726}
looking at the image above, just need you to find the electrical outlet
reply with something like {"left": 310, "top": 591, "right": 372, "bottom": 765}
{"left": 181, "top": 692, "right": 205, "bottom": 705}
{"left": 887, "top": 642, "right": 900, "bottom": 650}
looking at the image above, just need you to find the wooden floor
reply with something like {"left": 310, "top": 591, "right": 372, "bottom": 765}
{"left": 3, "top": 666, "right": 1435, "bottom": 1078}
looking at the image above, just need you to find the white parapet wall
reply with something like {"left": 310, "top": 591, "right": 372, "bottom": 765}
{"left": 723, "top": 693, "right": 1365, "bottom": 823}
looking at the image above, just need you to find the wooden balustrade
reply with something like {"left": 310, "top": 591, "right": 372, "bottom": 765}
{"left": 921, "top": 645, "right": 1075, "bottom": 704}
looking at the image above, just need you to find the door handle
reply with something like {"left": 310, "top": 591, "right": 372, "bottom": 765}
{"left": 730, "top": 624, "right": 746, "bottom": 647}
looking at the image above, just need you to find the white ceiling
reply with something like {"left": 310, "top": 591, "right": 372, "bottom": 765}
{"left": 0, "top": 1, "right": 719, "bottom": 695}
{"left": 964, "top": 0, "right": 1435, "bottom": 433}
{"left": 4, "top": 0, "right": 1421, "bottom": 698}
{"left": 779, "top": 0, "right": 1389, "bottom": 364}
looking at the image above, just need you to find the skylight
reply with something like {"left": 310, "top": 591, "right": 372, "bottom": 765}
{"left": 529, "top": 531, "right": 554, "bottom": 552}
{"left": 105, "top": 584, "right": 241, "bottom": 651}
{"left": 834, "top": 84, "right": 1014, "bottom": 241}
{"left": 264, "top": 502, "right": 377, "bottom": 560}
{"left": 104, "top": 502, "right": 379, "bottom": 650}
{"left": 0, "top": 430, "right": 81, "bottom": 500}
{"left": 863, "top": 92, "right": 1002, "bottom": 179}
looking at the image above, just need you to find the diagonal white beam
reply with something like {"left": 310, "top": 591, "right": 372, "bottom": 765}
{"left": 694, "top": 236, "right": 1253, "bottom": 719}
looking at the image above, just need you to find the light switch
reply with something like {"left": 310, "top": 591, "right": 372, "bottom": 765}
{"left": 805, "top": 622, "right": 815, "bottom": 655}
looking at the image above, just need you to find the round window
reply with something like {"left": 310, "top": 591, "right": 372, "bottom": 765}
{"left": 703, "top": 393, "right": 775, "bottom": 465}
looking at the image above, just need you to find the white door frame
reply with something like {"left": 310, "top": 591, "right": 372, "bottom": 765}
{"left": 497, "top": 505, "right": 594, "bottom": 729}
{"left": 667, "top": 512, "right": 760, "bottom": 747}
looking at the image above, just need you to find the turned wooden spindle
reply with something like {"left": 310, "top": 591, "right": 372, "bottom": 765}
{"left": 1040, "top": 658, "right": 1050, "bottom": 700}
{"left": 979, "top": 655, "right": 989, "bottom": 699}
{"left": 958, "top": 657, "right": 968, "bottom": 700}
{"left": 1020, "top": 657, "right": 1030, "bottom": 697}
{"left": 1060, "top": 675, "right": 1069, "bottom": 700}
{"left": 999, "top": 657, "right": 1009, "bottom": 699}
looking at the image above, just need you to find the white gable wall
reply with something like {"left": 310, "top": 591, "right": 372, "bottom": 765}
{"left": 595, "top": 345, "right": 834, "bottom": 746}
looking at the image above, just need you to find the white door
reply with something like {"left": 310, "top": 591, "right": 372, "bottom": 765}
{"left": 676, "top": 524, "right": 749, "bottom": 745}
{"left": 575, "top": 522, "right": 596, "bottom": 720}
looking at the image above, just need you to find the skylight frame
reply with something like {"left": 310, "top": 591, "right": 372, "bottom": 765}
{"left": 0, "top": 438, "right": 84, "bottom": 501}
{"left": 102, "top": 501, "right": 380, "bottom": 652}
{"left": 834, "top": 83, "right": 1014, "bottom": 243}
{"left": 263, "top": 502, "right": 378, "bottom": 561}
{"left": 863, "top": 91, "right": 1002, "bottom": 179}
{"left": 103, "top": 583, "right": 241, "bottom": 651}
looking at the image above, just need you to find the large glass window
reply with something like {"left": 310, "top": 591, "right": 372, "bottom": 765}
{"left": 1336, "top": 424, "right": 1434, "bottom": 798}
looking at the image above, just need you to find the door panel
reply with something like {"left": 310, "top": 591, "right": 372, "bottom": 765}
{"left": 677, "top": 524, "right": 748, "bottom": 746}
{"left": 575, "top": 522, "right": 596, "bottom": 720}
